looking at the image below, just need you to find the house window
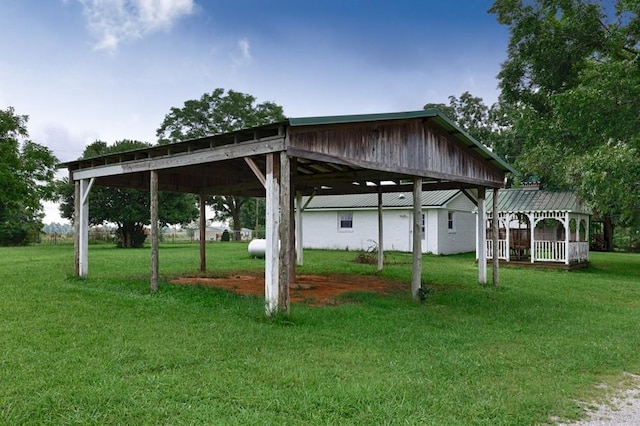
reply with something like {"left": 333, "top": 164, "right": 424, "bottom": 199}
{"left": 448, "top": 211, "right": 455, "bottom": 232}
{"left": 421, "top": 213, "right": 425, "bottom": 240}
{"left": 339, "top": 212, "right": 353, "bottom": 231}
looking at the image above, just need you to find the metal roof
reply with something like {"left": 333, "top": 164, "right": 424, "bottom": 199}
{"left": 304, "top": 189, "right": 461, "bottom": 210}
{"left": 487, "top": 189, "right": 591, "bottom": 214}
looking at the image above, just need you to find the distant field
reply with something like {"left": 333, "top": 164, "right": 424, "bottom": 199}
{"left": 1, "top": 243, "right": 639, "bottom": 425}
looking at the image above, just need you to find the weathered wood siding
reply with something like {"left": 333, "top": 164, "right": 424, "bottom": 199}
{"left": 287, "top": 119, "right": 504, "bottom": 187}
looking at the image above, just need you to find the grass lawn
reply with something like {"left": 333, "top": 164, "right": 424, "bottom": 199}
{"left": 1, "top": 242, "right": 639, "bottom": 425}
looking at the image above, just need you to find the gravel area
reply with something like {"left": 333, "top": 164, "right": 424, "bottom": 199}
{"left": 558, "top": 374, "right": 640, "bottom": 426}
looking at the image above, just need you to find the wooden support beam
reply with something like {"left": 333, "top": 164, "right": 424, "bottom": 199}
{"left": 492, "top": 187, "right": 500, "bottom": 287}
{"left": 411, "top": 177, "right": 422, "bottom": 299}
{"left": 74, "top": 181, "right": 80, "bottom": 276}
{"left": 278, "top": 151, "right": 291, "bottom": 315}
{"left": 295, "top": 191, "right": 304, "bottom": 266}
{"left": 77, "top": 178, "right": 93, "bottom": 278}
{"left": 199, "top": 194, "right": 207, "bottom": 272}
{"left": 150, "top": 170, "right": 159, "bottom": 292}
{"left": 477, "top": 187, "right": 487, "bottom": 285}
{"left": 265, "top": 153, "right": 279, "bottom": 315}
{"left": 377, "top": 185, "right": 384, "bottom": 272}
{"left": 244, "top": 157, "right": 266, "bottom": 188}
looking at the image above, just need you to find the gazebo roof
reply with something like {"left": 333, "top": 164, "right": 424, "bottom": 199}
{"left": 487, "top": 189, "right": 591, "bottom": 215}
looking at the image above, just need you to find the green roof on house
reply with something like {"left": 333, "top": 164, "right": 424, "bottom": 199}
{"left": 304, "top": 189, "right": 461, "bottom": 210}
{"left": 487, "top": 189, "right": 591, "bottom": 215}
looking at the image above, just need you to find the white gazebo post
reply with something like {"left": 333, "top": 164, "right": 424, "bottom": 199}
{"left": 564, "top": 212, "right": 570, "bottom": 266}
{"left": 529, "top": 214, "right": 536, "bottom": 263}
{"left": 504, "top": 214, "right": 511, "bottom": 262}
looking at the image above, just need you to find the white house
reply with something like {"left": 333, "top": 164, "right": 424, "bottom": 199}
{"left": 301, "top": 189, "right": 476, "bottom": 254}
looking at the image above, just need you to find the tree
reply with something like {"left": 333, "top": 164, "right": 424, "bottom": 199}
{"left": 156, "top": 88, "right": 285, "bottom": 144}
{"left": 425, "top": 91, "right": 494, "bottom": 145}
{"left": 0, "top": 107, "right": 57, "bottom": 245}
{"left": 156, "top": 88, "right": 286, "bottom": 239}
{"left": 57, "top": 140, "right": 199, "bottom": 248}
{"left": 489, "top": 0, "right": 640, "bottom": 248}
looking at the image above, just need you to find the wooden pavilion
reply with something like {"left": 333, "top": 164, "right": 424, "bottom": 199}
{"left": 61, "top": 110, "right": 516, "bottom": 314}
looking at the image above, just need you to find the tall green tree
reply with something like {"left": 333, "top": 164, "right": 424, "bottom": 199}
{"left": 156, "top": 88, "right": 285, "bottom": 239}
{"left": 424, "top": 92, "right": 519, "bottom": 164}
{"left": 57, "top": 140, "right": 199, "bottom": 248}
{"left": 0, "top": 107, "right": 57, "bottom": 245}
{"left": 425, "top": 91, "right": 493, "bottom": 145}
{"left": 489, "top": 0, "right": 640, "bottom": 248}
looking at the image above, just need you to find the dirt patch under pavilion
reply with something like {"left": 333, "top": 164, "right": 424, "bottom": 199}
{"left": 171, "top": 274, "right": 408, "bottom": 306}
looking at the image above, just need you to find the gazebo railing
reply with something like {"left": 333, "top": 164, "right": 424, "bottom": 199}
{"left": 486, "top": 240, "right": 588, "bottom": 263}
{"left": 568, "top": 241, "right": 589, "bottom": 262}
{"left": 534, "top": 241, "right": 565, "bottom": 262}
{"left": 486, "top": 240, "right": 508, "bottom": 260}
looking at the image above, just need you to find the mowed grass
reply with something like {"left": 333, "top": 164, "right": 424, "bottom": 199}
{"left": 1, "top": 243, "right": 639, "bottom": 425}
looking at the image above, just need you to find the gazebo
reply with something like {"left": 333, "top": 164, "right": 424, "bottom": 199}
{"left": 484, "top": 188, "right": 591, "bottom": 268}
{"left": 61, "top": 110, "right": 516, "bottom": 314}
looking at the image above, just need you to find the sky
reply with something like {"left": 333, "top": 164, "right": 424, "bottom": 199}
{"left": 0, "top": 0, "right": 510, "bottom": 223}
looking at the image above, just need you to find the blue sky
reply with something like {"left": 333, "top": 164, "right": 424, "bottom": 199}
{"left": 0, "top": 0, "right": 509, "bottom": 222}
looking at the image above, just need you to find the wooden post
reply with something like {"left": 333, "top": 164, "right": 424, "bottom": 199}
{"left": 78, "top": 178, "right": 94, "bottom": 278}
{"left": 265, "top": 153, "right": 279, "bottom": 315}
{"left": 477, "top": 187, "right": 487, "bottom": 285}
{"left": 377, "top": 185, "right": 384, "bottom": 272}
{"left": 150, "top": 170, "right": 159, "bottom": 292}
{"left": 411, "top": 177, "right": 422, "bottom": 299}
{"left": 199, "top": 194, "right": 207, "bottom": 272}
{"left": 492, "top": 187, "right": 500, "bottom": 287}
{"left": 278, "top": 151, "right": 291, "bottom": 315}
{"left": 295, "top": 191, "right": 303, "bottom": 266}
{"left": 74, "top": 180, "right": 80, "bottom": 276}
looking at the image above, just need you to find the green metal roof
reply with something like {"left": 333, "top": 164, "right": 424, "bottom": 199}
{"left": 288, "top": 109, "right": 517, "bottom": 175}
{"left": 304, "top": 189, "right": 461, "bottom": 210}
{"left": 487, "top": 189, "right": 591, "bottom": 215}
{"left": 288, "top": 109, "right": 440, "bottom": 126}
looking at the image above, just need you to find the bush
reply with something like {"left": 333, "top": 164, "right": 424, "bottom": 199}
{"left": 221, "top": 229, "right": 230, "bottom": 242}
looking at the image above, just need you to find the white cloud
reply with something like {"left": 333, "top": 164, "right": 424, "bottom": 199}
{"left": 77, "top": 0, "right": 194, "bottom": 52}
{"left": 238, "top": 37, "right": 251, "bottom": 62}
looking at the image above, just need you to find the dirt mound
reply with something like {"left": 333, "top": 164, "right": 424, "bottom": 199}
{"left": 171, "top": 273, "right": 407, "bottom": 305}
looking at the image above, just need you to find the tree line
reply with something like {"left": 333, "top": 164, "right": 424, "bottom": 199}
{"left": 2, "top": 0, "right": 638, "bottom": 249}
